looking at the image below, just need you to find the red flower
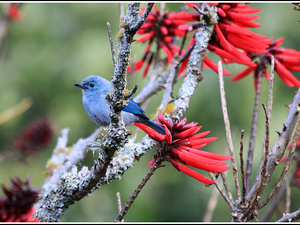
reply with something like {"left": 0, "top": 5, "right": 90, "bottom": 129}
{"left": 231, "top": 37, "right": 300, "bottom": 88}
{"left": 11, "top": 116, "right": 55, "bottom": 156}
{"left": 7, "top": 3, "right": 22, "bottom": 21}
{"left": 0, "top": 177, "right": 40, "bottom": 222}
{"left": 135, "top": 113, "right": 232, "bottom": 186}
{"left": 128, "top": 4, "right": 197, "bottom": 78}
{"left": 181, "top": 3, "right": 269, "bottom": 76}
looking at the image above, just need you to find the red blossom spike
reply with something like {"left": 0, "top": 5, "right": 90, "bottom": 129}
{"left": 148, "top": 158, "right": 155, "bottom": 167}
{"left": 160, "top": 43, "right": 173, "bottom": 65}
{"left": 227, "top": 32, "right": 271, "bottom": 48}
{"left": 227, "top": 8, "right": 262, "bottom": 14}
{"left": 208, "top": 44, "right": 256, "bottom": 66}
{"left": 272, "top": 37, "right": 285, "bottom": 48}
{"left": 264, "top": 69, "right": 270, "bottom": 80}
{"left": 231, "top": 66, "right": 255, "bottom": 81}
{"left": 153, "top": 4, "right": 160, "bottom": 15}
{"left": 187, "top": 130, "right": 210, "bottom": 140}
{"left": 273, "top": 54, "right": 300, "bottom": 66}
{"left": 184, "top": 3, "right": 198, "bottom": 8}
{"left": 169, "top": 159, "right": 216, "bottom": 185}
{"left": 160, "top": 26, "right": 168, "bottom": 35}
{"left": 173, "top": 148, "right": 226, "bottom": 166}
{"left": 285, "top": 65, "right": 300, "bottom": 71}
{"left": 143, "top": 54, "right": 153, "bottom": 78}
{"left": 173, "top": 117, "right": 187, "bottom": 130}
{"left": 221, "top": 4, "right": 231, "bottom": 10}
{"left": 235, "top": 4, "right": 250, "bottom": 9}
{"left": 134, "top": 30, "right": 155, "bottom": 43}
{"left": 8, "top": 3, "right": 22, "bottom": 21}
{"left": 272, "top": 48, "right": 300, "bottom": 57}
{"left": 217, "top": 7, "right": 227, "bottom": 17}
{"left": 134, "top": 123, "right": 166, "bottom": 142}
{"left": 167, "top": 42, "right": 180, "bottom": 55}
{"left": 180, "top": 122, "right": 198, "bottom": 131}
{"left": 206, "top": 3, "right": 219, "bottom": 6}
{"left": 204, "top": 57, "right": 231, "bottom": 75}
{"left": 139, "top": 21, "right": 155, "bottom": 29}
{"left": 168, "top": 12, "right": 200, "bottom": 21}
{"left": 157, "top": 113, "right": 172, "bottom": 129}
{"left": 145, "top": 13, "right": 158, "bottom": 22}
{"left": 232, "top": 19, "right": 261, "bottom": 28}
{"left": 180, "top": 156, "right": 230, "bottom": 173}
{"left": 214, "top": 24, "right": 254, "bottom": 64}
{"left": 189, "top": 137, "right": 217, "bottom": 147}
{"left": 163, "top": 35, "right": 173, "bottom": 43}
{"left": 214, "top": 23, "right": 235, "bottom": 53}
{"left": 225, "top": 33, "right": 269, "bottom": 54}
{"left": 218, "top": 22, "right": 266, "bottom": 40}
{"left": 187, "top": 148, "right": 232, "bottom": 161}
{"left": 173, "top": 126, "right": 201, "bottom": 139}
{"left": 176, "top": 136, "right": 216, "bottom": 148}
{"left": 274, "top": 59, "right": 300, "bottom": 87}
{"left": 164, "top": 124, "right": 173, "bottom": 144}
{"left": 168, "top": 118, "right": 173, "bottom": 128}
{"left": 225, "top": 11, "right": 260, "bottom": 21}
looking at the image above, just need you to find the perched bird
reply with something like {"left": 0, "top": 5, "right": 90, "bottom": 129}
{"left": 75, "top": 75, "right": 165, "bottom": 135}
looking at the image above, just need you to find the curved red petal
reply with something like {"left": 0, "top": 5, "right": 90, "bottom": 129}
{"left": 231, "top": 66, "right": 254, "bottom": 81}
{"left": 188, "top": 148, "right": 232, "bottom": 161}
{"left": 204, "top": 57, "right": 231, "bottom": 75}
{"left": 170, "top": 159, "right": 216, "bottom": 185}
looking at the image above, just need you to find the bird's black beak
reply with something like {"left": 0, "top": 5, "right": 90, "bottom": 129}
{"left": 74, "top": 82, "right": 87, "bottom": 89}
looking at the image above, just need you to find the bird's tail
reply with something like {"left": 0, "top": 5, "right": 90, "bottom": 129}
{"left": 134, "top": 118, "right": 166, "bottom": 135}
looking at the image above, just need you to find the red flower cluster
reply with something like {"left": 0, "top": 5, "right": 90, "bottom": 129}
{"left": 128, "top": 4, "right": 198, "bottom": 78}
{"left": 136, "top": 113, "right": 231, "bottom": 185}
{"left": 232, "top": 37, "right": 300, "bottom": 88}
{"left": 0, "top": 177, "right": 40, "bottom": 222}
{"left": 181, "top": 3, "right": 270, "bottom": 76}
{"left": 12, "top": 116, "right": 54, "bottom": 156}
{"left": 7, "top": 3, "right": 22, "bottom": 21}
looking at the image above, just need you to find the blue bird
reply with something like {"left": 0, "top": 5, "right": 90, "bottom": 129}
{"left": 75, "top": 75, "right": 165, "bottom": 135}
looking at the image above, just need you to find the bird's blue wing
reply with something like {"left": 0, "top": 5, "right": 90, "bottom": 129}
{"left": 123, "top": 98, "right": 165, "bottom": 135}
{"left": 123, "top": 98, "right": 147, "bottom": 118}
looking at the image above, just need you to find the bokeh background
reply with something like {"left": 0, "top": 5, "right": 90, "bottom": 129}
{"left": 0, "top": 2, "right": 300, "bottom": 222}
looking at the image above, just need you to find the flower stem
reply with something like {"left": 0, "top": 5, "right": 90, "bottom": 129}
{"left": 115, "top": 159, "right": 163, "bottom": 222}
{"left": 245, "top": 69, "right": 263, "bottom": 194}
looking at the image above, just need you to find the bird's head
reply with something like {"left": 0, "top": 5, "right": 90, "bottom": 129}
{"left": 75, "top": 75, "right": 112, "bottom": 94}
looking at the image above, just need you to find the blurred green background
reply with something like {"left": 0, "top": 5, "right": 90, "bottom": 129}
{"left": 0, "top": 3, "right": 299, "bottom": 222}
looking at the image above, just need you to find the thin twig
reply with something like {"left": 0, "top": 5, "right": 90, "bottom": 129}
{"left": 239, "top": 130, "right": 247, "bottom": 205}
{"left": 179, "top": 30, "right": 188, "bottom": 56}
{"left": 218, "top": 61, "right": 241, "bottom": 201}
{"left": 209, "top": 172, "right": 233, "bottom": 209}
{"left": 245, "top": 69, "right": 263, "bottom": 194}
{"left": 258, "top": 113, "right": 300, "bottom": 209}
{"left": 241, "top": 103, "right": 270, "bottom": 221}
{"left": 268, "top": 55, "right": 275, "bottom": 117}
{"left": 115, "top": 160, "right": 163, "bottom": 222}
{"left": 220, "top": 173, "right": 234, "bottom": 205}
{"left": 246, "top": 89, "right": 300, "bottom": 203}
{"left": 285, "top": 178, "right": 291, "bottom": 214}
{"left": 259, "top": 166, "right": 296, "bottom": 222}
{"left": 116, "top": 192, "right": 124, "bottom": 222}
{"left": 276, "top": 208, "right": 300, "bottom": 222}
{"left": 119, "top": 3, "right": 124, "bottom": 30}
{"left": 107, "top": 22, "right": 117, "bottom": 68}
{"left": 253, "top": 58, "right": 275, "bottom": 192}
{"left": 130, "top": 3, "right": 154, "bottom": 32}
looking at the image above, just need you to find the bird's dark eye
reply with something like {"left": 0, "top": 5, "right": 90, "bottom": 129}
{"left": 90, "top": 83, "right": 95, "bottom": 88}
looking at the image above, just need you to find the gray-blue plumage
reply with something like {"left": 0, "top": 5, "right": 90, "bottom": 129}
{"left": 75, "top": 75, "right": 165, "bottom": 134}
